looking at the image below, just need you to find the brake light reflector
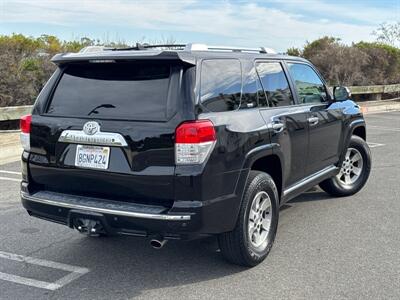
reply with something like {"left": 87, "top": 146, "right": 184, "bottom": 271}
{"left": 20, "top": 114, "right": 31, "bottom": 133}
{"left": 176, "top": 120, "right": 216, "bottom": 143}
{"left": 20, "top": 114, "right": 31, "bottom": 151}
{"left": 175, "top": 120, "right": 216, "bottom": 165}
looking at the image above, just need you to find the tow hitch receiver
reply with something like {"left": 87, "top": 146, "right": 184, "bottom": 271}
{"left": 72, "top": 218, "right": 105, "bottom": 237}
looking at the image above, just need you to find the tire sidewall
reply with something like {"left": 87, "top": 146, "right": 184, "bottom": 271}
{"left": 333, "top": 136, "right": 371, "bottom": 193}
{"left": 242, "top": 173, "right": 279, "bottom": 264}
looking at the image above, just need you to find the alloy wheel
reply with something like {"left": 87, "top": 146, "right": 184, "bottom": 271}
{"left": 248, "top": 191, "right": 272, "bottom": 249}
{"left": 337, "top": 147, "right": 364, "bottom": 185}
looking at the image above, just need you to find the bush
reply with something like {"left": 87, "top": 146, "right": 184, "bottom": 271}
{"left": 0, "top": 34, "right": 128, "bottom": 107}
{"left": 0, "top": 33, "right": 399, "bottom": 107}
{"left": 355, "top": 42, "right": 400, "bottom": 85}
{"left": 291, "top": 36, "right": 400, "bottom": 86}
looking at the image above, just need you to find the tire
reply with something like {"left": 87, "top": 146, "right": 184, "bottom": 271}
{"left": 218, "top": 171, "right": 279, "bottom": 267}
{"left": 319, "top": 135, "right": 371, "bottom": 197}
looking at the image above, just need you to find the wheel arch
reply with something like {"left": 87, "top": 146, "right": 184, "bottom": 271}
{"left": 240, "top": 143, "right": 283, "bottom": 201}
{"left": 339, "top": 119, "right": 366, "bottom": 164}
{"left": 250, "top": 155, "right": 283, "bottom": 200}
{"left": 352, "top": 125, "right": 366, "bottom": 141}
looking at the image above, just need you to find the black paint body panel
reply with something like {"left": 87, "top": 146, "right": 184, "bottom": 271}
{"left": 22, "top": 51, "right": 366, "bottom": 239}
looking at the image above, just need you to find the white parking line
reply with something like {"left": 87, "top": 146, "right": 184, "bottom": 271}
{"left": 367, "top": 142, "right": 385, "bottom": 148}
{"left": 367, "top": 115, "right": 400, "bottom": 121}
{"left": 0, "top": 176, "right": 20, "bottom": 182}
{"left": 0, "top": 251, "right": 89, "bottom": 290}
{"left": 0, "top": 170, "right": 21, "bottom": 175}
{"left": 0, "top": 273, "right": 59, "bottom": 290}
{"left": 368, "top": 125, "right": 400, "bottom": 132}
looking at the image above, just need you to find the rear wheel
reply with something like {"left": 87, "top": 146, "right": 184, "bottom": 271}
{"left": 319, "top": 135, "right": 371, "bottom": 197}
{"left": 218, "top": 171, "right": 279, "bottom": 267}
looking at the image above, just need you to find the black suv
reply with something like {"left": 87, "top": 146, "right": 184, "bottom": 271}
{"left": 20, "top": 43, "right": 371, "bottom": 266}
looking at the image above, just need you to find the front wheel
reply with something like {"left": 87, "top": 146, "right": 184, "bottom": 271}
{"left": 218, "top": 171, "right": 279, "bottom": 267}
{"left": 319, "top": 135, "right": 371, "bottom": 197}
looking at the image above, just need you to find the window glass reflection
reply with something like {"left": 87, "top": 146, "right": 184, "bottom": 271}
{"left": 200, "top": 59, "right": 242, "bottom": 112}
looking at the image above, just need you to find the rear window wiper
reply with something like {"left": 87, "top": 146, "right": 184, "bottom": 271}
{"left": 88, "top": 104, "right": 116, "bottom": 116}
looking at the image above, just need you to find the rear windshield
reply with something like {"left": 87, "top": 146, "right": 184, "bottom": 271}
{"left": 47, "top": 62, "right": 172, "bottom": 120}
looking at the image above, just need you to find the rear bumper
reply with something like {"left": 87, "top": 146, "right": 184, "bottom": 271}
{"left": 21, "top": 191, "right": 191, "bottom": 221}
{"left": 21, "top": 188, "right": 240, "bottom": 240}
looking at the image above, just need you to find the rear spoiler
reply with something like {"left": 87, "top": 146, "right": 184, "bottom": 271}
{"left": 51, "top": 50, "right": 196, "bottom": 65}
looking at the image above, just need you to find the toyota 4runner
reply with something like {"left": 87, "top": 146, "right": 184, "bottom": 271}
{"left": 20, "top": 43, "right": 371, "bottom": 266}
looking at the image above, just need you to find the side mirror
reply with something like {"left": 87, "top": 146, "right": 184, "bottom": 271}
{"left": 333, "top": 86, "right": 351, "bottom": 102}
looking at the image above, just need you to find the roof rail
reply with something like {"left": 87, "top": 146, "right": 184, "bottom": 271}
{"left": 184, "top": 43, "right": 276, "bottom": 54}
{"left": 105, "top": 43, "right": 186, "bottom": 51}
{"left": 79, "top": 43, "right": 277, "bottom": 54}
{"left": 79, "top": 46, "right": 108, "bottom": 53}
{"left": 141, "top": 44, "right": 186, "bottom": 49}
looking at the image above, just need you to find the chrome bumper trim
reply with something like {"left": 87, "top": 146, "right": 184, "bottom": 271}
{"left": 21, "top": 192, "right": 191, "bottom": 221}
{"left": 58, "top": 130, "right": 128, "bottom": 147}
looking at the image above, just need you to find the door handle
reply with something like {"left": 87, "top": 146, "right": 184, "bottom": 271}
{"left": 269, "top": 123, "right": 284, "bottom": 132}
{"left": 307, "top": 116, "right": 319, "bottom": 126}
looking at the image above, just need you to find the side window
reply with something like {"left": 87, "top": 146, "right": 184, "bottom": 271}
{"left": 240, "top": 67, "right": 261, "bottom": 109}
{"left": 256, "top": 62, "right": 294, "bottom": 107}
{"left": 287, "top": 63, "right": 327, "bottom": 104}
{"left": 200, "top": 59, "right": 241, "bottom": 112}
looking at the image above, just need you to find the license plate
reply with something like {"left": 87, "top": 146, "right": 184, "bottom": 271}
{"left": 75, "top": 145, "right": 110, "bottom": 170}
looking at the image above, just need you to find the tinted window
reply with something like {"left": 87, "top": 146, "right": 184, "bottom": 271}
{"left": 287, "top": 63, "right": 327, "bottom": 104}
{"left": 47, "top": 62, "right": 172, "bottom": 120}
{"left": 200, "top": 59, "right": 241, "bottom": 112}
{"left": 256, "top": 62, "right": 294, "bottom": 107}
{"left": 257, "top": 82, "right": 268, "bottom": 107}
{"left": 240, "top": 67, "right": 260, "bottom": 109}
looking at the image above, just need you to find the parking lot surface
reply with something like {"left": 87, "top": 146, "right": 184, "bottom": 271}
{"left": 0, "top": 111, "right": 399, "bottom": 299}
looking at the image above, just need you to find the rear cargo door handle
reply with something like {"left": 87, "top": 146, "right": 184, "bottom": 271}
{"left": 307, "top": 117, "right": 319, "bottom": 126}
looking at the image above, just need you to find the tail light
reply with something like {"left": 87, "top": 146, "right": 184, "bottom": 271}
{"left": 20, "top": 114, "right": 31, "bottom": 151}
{"left": 175, "top": 120, "right": 216, "bottom": 165}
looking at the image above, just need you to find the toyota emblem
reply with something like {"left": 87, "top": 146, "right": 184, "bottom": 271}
{"left": 83, "top": 121, "right": 100, "bottom": 135}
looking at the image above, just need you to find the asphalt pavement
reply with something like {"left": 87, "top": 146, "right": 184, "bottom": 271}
{"left": 0, "top": 111, "right": 399, "bottom": 299}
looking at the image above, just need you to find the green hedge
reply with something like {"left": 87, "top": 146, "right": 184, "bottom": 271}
{"left": 287, "top": 37, "right": 400, "bottom": 87}
{"left": 0, "top": 34, "right": 399, "bottom": 107}
{"left": 0, "top": 34, "right": 128, "bottom": 107}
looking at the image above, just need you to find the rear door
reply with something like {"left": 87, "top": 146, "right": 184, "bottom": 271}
{"left": 286, "top": 62, "right": 344, "bottom": 176}
{"left": 29, "top": 60, "right": 195, "bottom": 207}
{"left": 256, "top": 61, "right": 309, "bottom": 187}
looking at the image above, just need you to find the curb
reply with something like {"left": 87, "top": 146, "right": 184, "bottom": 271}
{"left": 360, "top": 103, "right": 400, "bottom": 114}
{"left": 0, "top": 147, "right": 22, "bottom": 165}
{"left": 359, "top": 99, "right": 400, "bottom": 115}
{"left": 0, "top": 132, "right": 22, "bottom": 165}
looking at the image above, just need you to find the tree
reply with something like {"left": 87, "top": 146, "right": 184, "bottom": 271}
{"left": 302, "top": 36, "right": 339, "bottom": 58}
{"left": 286, "top": 47, "right": 301, "bottom": 57}
{"left": 355, "top": 42, "right": 400, "bottom": 85}
{"left": 286, "top": 36, "right": 400, "bottom": 86}
{"left": 0, "top": 34, "right": 176, "bottom": 107}
{"left": 373, "top": 22, "right": 400, "bottom": 47}
{"left": 303, "top": 38, "right": 369, "bottom": 86}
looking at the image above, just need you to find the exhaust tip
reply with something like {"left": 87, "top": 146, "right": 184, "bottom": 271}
{"left": 150, "top": 238, "right": 167, "bottom": 249}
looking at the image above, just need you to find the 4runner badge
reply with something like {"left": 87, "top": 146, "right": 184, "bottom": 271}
{"left": 83, "top": 121, "right": 100, "bottom": 135}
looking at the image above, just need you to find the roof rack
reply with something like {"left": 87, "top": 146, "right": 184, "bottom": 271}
{"left": 105, "top": 43, "right": 186, "bottom": 51}
{"left": 79, "top": 43, "right": 276, "bottom": 54}
{"left": 79, "top": 46, "right": 109, "bottom": 53}
{"left": 184, "top": 43, "right": 276, "bottom": 54}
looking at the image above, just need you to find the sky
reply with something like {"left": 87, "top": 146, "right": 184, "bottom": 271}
{"left": 0, "top": 0, "right": 399, "bottom": 51}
